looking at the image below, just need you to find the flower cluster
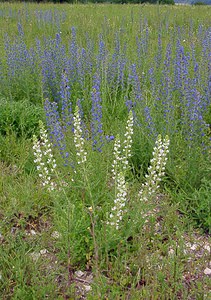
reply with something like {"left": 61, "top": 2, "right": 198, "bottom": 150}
{"left": 109, "top": 111, "right": 134, "bottom": 229}
{"left": 33, "top": 121, "right": 57, "bottom": 191}
{"left": 111, "top": 111, "right": 134, "bottom": 179}
{"left": 3, "top": 21, "right": 210, "bottom": 158}
{"left": 108, "top": 172, "right": 127, "bottom": 230}
{"left": 73, "top": 105, "right": 87, "bottom": 165}
{"left": 44, "top": 99, "right": 69, "bottom": 166}
{"left": 111, "top": 134, "right": 121, "bottom": 180}
{"left": 122, "top": 110, "right": 134, "bottom": 172}
{"left": 60, "top": 69, "right": 72, "bottom": 130}
{"left": 139, "top": 134, "right": 170, "bottom": 202}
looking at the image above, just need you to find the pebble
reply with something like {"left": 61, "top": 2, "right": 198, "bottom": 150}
{"left": 83, "top": 285, "right": 92, "bottom": 292}
{"left": 168, "top": 248, "right": 175, "bottom": 256}
{"left": 203, "top": 267, "right": 211, "bottom": 275}
{"left": 190, "top": 244, "right": 197, "bottom": 251}
{"left": 40, "top": 249, "right": 48, "bottom": 255}
{"left": 75, "top": 270, "right": 84, "bottom": 278}
{"left": 30, "top": 252, "right": 40, "bottom": 262}
{"left": 204, "top": 244, "right": 210, "bottom": 253}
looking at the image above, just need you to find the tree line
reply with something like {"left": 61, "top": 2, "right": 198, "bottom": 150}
{"left": 1, "top": 0, "right": 175, "bottom": 5}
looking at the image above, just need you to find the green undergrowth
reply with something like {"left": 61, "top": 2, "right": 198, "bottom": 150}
{"left": 0, "top": 167, "right": 209, "bottom": 298}
{"left": 0, "top": 120, "right": 210, "bottom": 299}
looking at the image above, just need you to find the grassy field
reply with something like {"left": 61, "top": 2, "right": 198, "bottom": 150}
{"left": 0, "top": 3, "right": 210, "bottom": 299}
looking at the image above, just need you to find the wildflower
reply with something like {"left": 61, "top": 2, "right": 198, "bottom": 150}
{"left": 122, "top": 110, "right": 133, "bottom": 172}
{"left": 88, "top": 206, "right": 93, "bottom": 213}
{"left": 139, "top": 134, "right": 170, "bottom": 202}
{"left": 44, "top": 99, "right": 69, "bottom": 166}
{"left": 128, "top": 64, "right": 143, "bottom": 103}
{"left": 108, "top": 172, "right": 127, "bottom": 230}
{"left": 106, "top": 135, "right": 115, "bottom": 142}
{"left": 109, "top": 110, "right": 134, "bottom": 230}
{"left": 111, "top": 134, "right": 121, "bottom": 180}
{"left": 60, "top": 69, "right": 73, "bottom": 129}
{"left": 144, "top": 106, "right": 156, "bottom": 138}
{"left": 73, "top": 105, "right": 87, "bottom": 165}
{"left": 33, "top": 121, "right": 57, "bottom": 191}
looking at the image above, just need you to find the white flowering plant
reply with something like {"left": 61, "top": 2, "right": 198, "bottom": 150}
{"left": 33, "top": 120, "right": 58, "bottom": 192}
{"left": 108, "top": 110, "right": 134, "bottom": 230}
{"left": 139, "top": 134, "right": 170, "bottom": 202}
{"left": 73, "top": 105, "right": 87, "bottom": 166}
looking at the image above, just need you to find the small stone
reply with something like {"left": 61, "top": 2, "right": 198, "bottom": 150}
{"left": 190, "top": 244, "right": 197, "bottom": 251}
{"left": 30, "top": 252, "right": 40, "bottom": 262}
{"left": 83, "top": 285, "right": 92, "bottom": 292}
{"left": 204, "top": 244, "right": 210, "bottom": 253}
{"left": 75, "top": 270, "right": 84, "bottom": 278}
{"left": 186, "top": 242, "right": 191, "bottom": 248}
{"left": 40, "top": 249, "right": 48, "bottom": 255}
{"left": 30, "top": 230, "right": 36, "bottom": 236}
{"left": 204, "top": 267, "right": 211, "bottom": 275}
{"left": 168, "top": 248, "right": 175, "bottom": 256}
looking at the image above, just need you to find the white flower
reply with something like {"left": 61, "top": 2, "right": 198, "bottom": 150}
{"left": 122, "top": 110, "right": 133, "bottom": 171}
{"left": 33, "top": 121, "right": 59, "bottom": 191}
{"left": 139, "top": 134, "right": 170, "bottom": 202}
{"left": 108, "top": 172, "right": 127, "bottom": 230}
{"left": 73, "top": 106, "right": 87, "bottom": 165}
{"left": 108, "top": 110, "right": 134, "bottom": 230}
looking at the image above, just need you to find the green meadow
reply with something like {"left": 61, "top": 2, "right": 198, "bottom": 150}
{"left": 0, "top": 3, "right": 210, "bottom": 299}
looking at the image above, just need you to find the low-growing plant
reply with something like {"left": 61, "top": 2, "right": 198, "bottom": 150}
{"left": 0, "top": 99, "right": 45, "bottom": 138}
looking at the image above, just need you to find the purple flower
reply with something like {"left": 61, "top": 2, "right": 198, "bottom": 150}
{"left": 97, "top": 34, "right": 107, "bottom": 70}
{"left": 59, "top": 69, "right": 73, "bottom": 131}
{"left": 44, "top": 99, "right": 69, "bottom": 166}
{"left": 41, "top": 33, "right": 66, "bottom": 102}
{"left": 107, "top": 32, "right": 127, "bottom": 90}
{"left": 144, "top": 106, "right": 156, "bottom": 138}
{"left": 91, "top": 73, "right": 103, "bottom": 152}
{"left": 128, "top": 64, "right": 143, "bottom": 103}
{"left": 106, "top": 135, "right": 115, "bottom": 142}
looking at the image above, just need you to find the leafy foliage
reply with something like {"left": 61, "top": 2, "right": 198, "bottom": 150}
{"left": 0, "top": 100, "right": 44, "bottom": 138}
